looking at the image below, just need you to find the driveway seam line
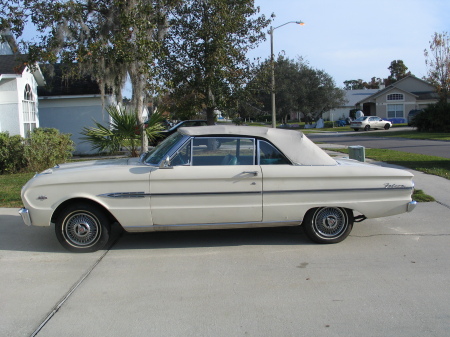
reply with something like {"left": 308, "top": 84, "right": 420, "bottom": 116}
{"left": 30, "top": 234, "right": 121, "bottom": 337}
{"left": 436, "top": 200, "right": 450, "bottom": 210}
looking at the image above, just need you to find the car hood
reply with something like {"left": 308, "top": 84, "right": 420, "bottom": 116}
{"left": 42, "top": 157, "right": 139, "bottom": 171}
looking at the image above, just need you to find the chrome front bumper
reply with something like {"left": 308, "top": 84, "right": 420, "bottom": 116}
{"left": 19, "top": 208, "right": 32, "bottom": 226}
{"left": 407, "top": 200, "right": 417, "bottom": 213}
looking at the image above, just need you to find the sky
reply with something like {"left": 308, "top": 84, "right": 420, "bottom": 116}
{"left": 251, "top": 0, "right": 450, "bottom": 87}
{"left": 17, "top": 0, "right": 449, "bottom": 92}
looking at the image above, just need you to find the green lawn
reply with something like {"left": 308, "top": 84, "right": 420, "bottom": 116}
{"left": 350, "top": 130, "right": 450, "bottom": 141}
{"left": 332, "top": 148, "right": 450, "bottom": 180}
{"left": 0, "top": 172, "right": 35, "bottom": 208}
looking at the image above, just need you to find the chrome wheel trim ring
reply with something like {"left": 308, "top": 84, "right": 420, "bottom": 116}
{"left": 63, "top": 211, "right": 101, "bottom": 248}
{"left": 313, "top": 208, "right": 347, "bottom": 239}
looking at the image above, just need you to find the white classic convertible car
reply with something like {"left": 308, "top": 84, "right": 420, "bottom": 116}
{"left": 20, "top": 125, "right": 416, "bottom": 252}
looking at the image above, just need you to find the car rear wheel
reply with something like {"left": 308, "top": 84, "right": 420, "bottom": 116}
{"left": 364, "top": 125, "right": 370, "bottom": 131}
{"left": 55, "top": 203, "right": 111, "bottom": 252}
{"left": 353, "top": 128, "right": 359, "bottom": 131}
{"left": 302, "top": 207, "right": 353, "bottom": 244}
{"left": 384, "top": 123, "right": 390, "bottom": 130}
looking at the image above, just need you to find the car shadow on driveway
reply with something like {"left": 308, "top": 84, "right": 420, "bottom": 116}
{"left": 1, "top": 211, "right": 311, "bottom": 253}
{"left": 112, "top": 226, "right": 313, "bottom": 251}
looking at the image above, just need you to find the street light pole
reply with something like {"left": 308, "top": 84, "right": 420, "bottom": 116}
{"left": 270, "top": 20, "right": 304, "bottom": 128}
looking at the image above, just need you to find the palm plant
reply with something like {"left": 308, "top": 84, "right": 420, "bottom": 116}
{"left": 81, "top": 105, "right": 165, "bottom": 157}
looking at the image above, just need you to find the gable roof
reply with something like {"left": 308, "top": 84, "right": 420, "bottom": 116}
{"left": 0, "top": 54, "right": 28, "bottom": 75}
{"left": 343, "top": 89, "right": 380, "bottom": 106}
{"left": 38, "top": 64, "right": 101, "bottom": 96}
{"left": 0, "top": 54, "right": 45, "bottom": 85}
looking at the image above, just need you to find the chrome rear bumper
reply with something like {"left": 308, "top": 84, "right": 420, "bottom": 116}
{"left": 407, "top": 200, "right": 417, "bottom": 212}
{"left": 19, "top": 208, "right": 32, "bottom": 226}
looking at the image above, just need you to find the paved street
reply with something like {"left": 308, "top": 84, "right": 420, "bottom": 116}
{"left": 307, "top": 128, "right": 450, "bottom": 158}
{"left": 1, "top": 163, "right": 450, "bottom": 337}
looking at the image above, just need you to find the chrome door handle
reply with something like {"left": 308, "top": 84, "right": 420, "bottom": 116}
{"left": 243, "top": 171, "right": 258, "bottom": 176}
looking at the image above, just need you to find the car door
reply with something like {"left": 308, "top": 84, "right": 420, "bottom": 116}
{"left": 149, "top": 137, "right": 262, "bottom": 226}
{"left": 373, "top": 117, "right": 383, "bottom": 128}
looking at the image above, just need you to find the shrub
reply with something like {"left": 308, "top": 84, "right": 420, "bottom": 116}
{"left": 413, "top": 102, "right": 450, "bottom": 132}
{"left": 0, "top": 132, "right": 27, "bottom": 174}
{"left": 24, "top": 128, "right": 74, "bottom": 172}
{"left": 80, "top": 105, "right": 165, "bottom": 157}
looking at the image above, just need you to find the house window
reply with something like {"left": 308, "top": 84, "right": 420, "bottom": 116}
{"left": 387, "top": 93, "right": 404, "bottom": 101}
{"left": 22, "top": 84, "right": 37, "bottom": 136}
{"left": 387, "top": 104, "right": 404, "bottom": 118}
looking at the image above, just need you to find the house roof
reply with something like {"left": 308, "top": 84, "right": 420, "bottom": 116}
{"left": 343, "top": 89, "right": 380, "bottom": 106}
{"left": 0, "top": 54, "right": 46, "bottom": 86}
{"left": 38, "top": 64, "right": 102, "bottom": 96}
{"left": 0, "top": 54, "right": 28, "bottom": 75}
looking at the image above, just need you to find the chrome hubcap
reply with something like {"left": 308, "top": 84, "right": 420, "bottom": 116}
{"left": 64, "top": 212, "right": 100, "bottom": 247}
{"left": 313, "top": 208, "right": 347, "bottom": 238}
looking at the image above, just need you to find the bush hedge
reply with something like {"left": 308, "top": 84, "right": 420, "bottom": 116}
{"left": 0, "top": 128, "right": 74, "bottom": 175}
{"left": 0, "top": 132, "right": 27, "bottom": 174}
{"left": 413, "top": 102, "right": 450, "bottom": 132}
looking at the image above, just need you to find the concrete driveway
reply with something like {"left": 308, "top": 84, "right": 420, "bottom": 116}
{"left": 1, "top": 166, "right": 450, "bottom": 337}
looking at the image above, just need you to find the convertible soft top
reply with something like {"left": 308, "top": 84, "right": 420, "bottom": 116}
{"left": 178, "top": 125, "right": 337, "bottom": 166}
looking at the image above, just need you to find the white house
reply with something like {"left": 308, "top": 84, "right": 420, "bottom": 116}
{"left": 0, "top": 33, "right": 45, "bottom": 137}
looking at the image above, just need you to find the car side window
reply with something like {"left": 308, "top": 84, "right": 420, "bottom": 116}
{"left": 190, "top": 137, "right": 255, "bottom": 166}
{"left": 258, "top": 140, "right": 290, "bottom": 165}
{"left": 170, "top": 139, "right": 192, "bottom": 166}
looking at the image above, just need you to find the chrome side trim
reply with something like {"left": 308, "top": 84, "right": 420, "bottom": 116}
{"left": 125, "top": 220, "right": 302, "bottom": 232}
{"left": 264, "top": 187, "right": 413, "bottom": 194}
{"left": 99, "top": 191, "right": 262, "bottom": 198}
{"left": 19, "top": 208, "right": 32, "bottom": 226}
{"left": 98, "top": 192, "right": 147, "bottom": 198}
{"left": 99, "top": 187, "right": 412, "bottom": 199}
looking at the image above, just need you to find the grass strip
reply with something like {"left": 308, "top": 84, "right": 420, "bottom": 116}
{"left": 412, "top": 189, "right": 435, "bottom": 202}
{"left": 349, "top": 130, "right": 450, "bottom": 141}
{"left": 332, "top": 148, "right": 450, "bottom": 180}
{"left": 0, "top": 172, "right": 35, "bottom": 208}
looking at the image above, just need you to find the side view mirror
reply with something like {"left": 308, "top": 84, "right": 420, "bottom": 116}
{"left": 159, "top": 156, "right": 173, "bottom": 169}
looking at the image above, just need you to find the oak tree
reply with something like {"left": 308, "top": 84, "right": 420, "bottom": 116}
{"left": 160, "top": 0, "right": 271, "bottom": 124}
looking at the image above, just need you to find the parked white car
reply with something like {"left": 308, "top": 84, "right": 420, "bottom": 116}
{"left": 20, "top": 126, "right": 416, "bottom": 252}
{"left": 351, "top": 116, "right": 392, "bottom": 131}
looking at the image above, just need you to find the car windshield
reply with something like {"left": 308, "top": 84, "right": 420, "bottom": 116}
{"left": 142, "top": 132, "right": 185, "bottom": 165}
{"left": 167, "top": 121, "right": 185, "bottom": 132}
{"left": 355, "top": 116, "right": 369, "bottom": 122}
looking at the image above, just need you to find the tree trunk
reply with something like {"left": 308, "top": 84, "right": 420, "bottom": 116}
{"left": 206, "top": 106, "right": 216, "bottom": 125}
{"left": 131, "top": 69, "right": 148, "bottom": 154}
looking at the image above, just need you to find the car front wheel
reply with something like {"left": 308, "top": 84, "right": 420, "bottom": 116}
{"left": 302, "top": 207, "right": 353, "bottom": 244}
{"left": 384, "top": 123, "right": 390, "bottom": 130}
{"left": 55, "top": 203, "right": 111, "bottom": 252}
